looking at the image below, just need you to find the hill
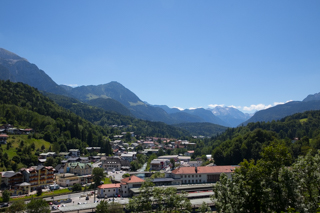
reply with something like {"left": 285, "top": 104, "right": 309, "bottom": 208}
{"left": 242, "top": 100, "right": 320, "bottom": 126}
{"left": 210, "top": 106, "right": 252, "bottom": 127}
{"left": 173, "top": 122, "right": 228, "bottom": 137}
{"left": 0, "top": 48, "right": 69, "bottom": 96}
{"left": 193, "top": 110, "right": 320, "bottom": 166}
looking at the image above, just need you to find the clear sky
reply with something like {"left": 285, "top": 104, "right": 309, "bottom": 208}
{"left": 1, "top": 1, "right": 320, "bottom": 113}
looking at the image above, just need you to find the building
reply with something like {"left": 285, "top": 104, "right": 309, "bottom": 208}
{"left": 0, "top": 171, "right": 30, "bottom": 195}
{"left": 101, "top": 156, "right": 122, "bottom": 171}
{"left": 20, "top": 165, "right": 54, "bottom": 191}
{"left": 101, "top": 156, "right": 131, "bottom": 171}
{"left": 150, "top": 159, "right": 170, "bottom": 171}
{"left": 56, "top": 173, "right": 92, "bottom": 187}
{"left": 98, "top": 183, "right": 121, "bottom": 198}
{"left": 120, "top": 175, "right": 145, "bottom": 197}
{"left": 169, "top": 166, "right": 237, "bottom": 184}
{"left": 63, "top": 163, "right": 93, "bottom": 175}
{"left": 85, "top": 147, "right": 101, "bottom": 153}
{"left": 158, "top": 155, "right": 179, "bottom": 161}
{"left": 69, "top": 149, "right": 80, "bottom": 157}
{"left": 0, "top": 134, "right": 8, "bottom": 144}
{"left": 120, "top": 152, "right": 136, "bottom": 162}
{"left": 178, "top": 156, "right": 191, "bottom": 162}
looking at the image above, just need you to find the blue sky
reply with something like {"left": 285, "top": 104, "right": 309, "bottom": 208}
{"left": 1, "top": 1, "right": 320, "bottom": 113}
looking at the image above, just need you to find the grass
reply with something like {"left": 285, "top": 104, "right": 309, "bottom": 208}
{"left": 11, "top": 188, "right": 72, "bottom": 201}
{"left": 300, "top": 118, "right": 308, "bottom": 124}
{"left": 103, "top": 177, "right": 112, "bottom": 184}
{"left": 0, "top": 135, "right": 51, "bottom": 171}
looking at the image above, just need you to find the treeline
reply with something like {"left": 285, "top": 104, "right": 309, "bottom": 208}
{"left": 191, "top": 110, "right": 320, "bottom": 165}
{"left": 0, "top": 80, "right": 112, "bottom": 155}
{"left": 214, "top": 143, "right": 320, "bottom": 213}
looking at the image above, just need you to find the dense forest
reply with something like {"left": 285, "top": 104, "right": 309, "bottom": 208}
{"left": 44, "top": 92, "right": 191, "bottom": 138}
{"left": 191, "top": 110, "right": 320, "bottom": 165}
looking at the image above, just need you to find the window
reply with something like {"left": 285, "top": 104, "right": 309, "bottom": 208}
{"left": 188, "top": 175, "right": 190, "bottom": 178}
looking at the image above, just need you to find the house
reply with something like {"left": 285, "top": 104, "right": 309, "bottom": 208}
{"left": 184, "top": 151, "right": 194, "bottom": 156}
{"left": 101, "top": 156, "right": 122, "bottom": 171}
{"left": 178, "top": 156, "right": 191, "bottom": 162}
{"left": 169, "top": 166, "right": 238, "bottom": 184}
{"left": 39, "top": 152, "right": 56, "bottom": 159}
{"left": 63, "top": 163, "right": 93, "bottom": 176}
{"left": 0, "top": 171, "right": 31, "bottom": 195}
{"left": 56, "top": 173, "right": 92, "bottom": 187}
{"left": 58, "top": 152, "right": 70, "bottom": 159}
{"left": 189, "top": 161, "right": 203, "bottom": 167}
{"left": 150, "top": 159, "right": 170, "bottom": 171}
{"left": 101, "top": 156, "right": 131, "bottom": 171}
{"left": 120, "top": 175, "right": 145, "bottom": 197}
{"left": 121, "top": 152, "right": 136, "bottom": 162}
{"left": 20, "top": 165, "right": 54, "bottom": 191}
{"left": 158, "top": 155, "right": 179, "bottom": 161}
{"left": 142, "top": 141, "right": 154, "bottom": 148}
{"left": 0, "top": 134, "right": 8, "bottom": 144}
{"left": 98, "top": 183, "right": 121, "bottom": 198}
{"left": 19, "top": 128, "right": 33, "bottom": 134}
{"left": 69, "top": 149, "right": 80, "bottom": 157}
{"left": 85, "top": 147, "right": 101, "bottom": 153}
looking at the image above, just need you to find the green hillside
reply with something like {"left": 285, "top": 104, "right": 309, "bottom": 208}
{"left": 191, "top": 110, "right": 320, "bottom": 165}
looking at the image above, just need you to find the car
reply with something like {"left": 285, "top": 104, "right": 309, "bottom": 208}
{"left": 49, "top": 202, "right": 53, "bottom": 205}
{"left": 61, "top": 204, "right": 66, "bottom": 207}
{"left": 78, "top": 202, "right": 82, "bottom": 205}
{"left": 83, "top": 202, "right": 87, "bottom": 204}
{"left": 1, "top": 203, "right": 8, "bottom": 208}
{"left": 86, "top": 196, "right": 89, "bottom": 200}
{"left": 51, "top": 206, "right": 58, "bottom": 210}
{"left": 118, "top": 194, "right": 121, "bottom": 197}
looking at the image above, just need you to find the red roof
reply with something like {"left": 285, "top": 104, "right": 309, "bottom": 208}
{"left": 187, "top": 151, "right": 194, "bottom": 153}
{"left": 172, "top": 166, "right": 238, "bottom": 175}
{"left": 121, "top": 175, "right": 145, "bottom": 184}
{"left": 98, "top": 183, "right": 121, "bottom": 189}
{"left": 0, "top": 134, "right": 8, "bottom": 138}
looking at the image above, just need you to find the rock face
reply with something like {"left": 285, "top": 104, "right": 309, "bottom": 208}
{"left": 303, "top": 92, "right": 320, "bottom": 102}
{"left": 210, "top": 106, "right": 252, "bottom": 127}
{"left": 0, "top": 48, "right": 68, "bottom": 96}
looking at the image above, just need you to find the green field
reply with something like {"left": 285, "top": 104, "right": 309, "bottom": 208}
{"left": 0, "top": 135, "right": 51, "bottom": 171}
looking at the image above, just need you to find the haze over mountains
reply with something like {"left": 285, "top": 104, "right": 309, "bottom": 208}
{"left": 1, "top": 47, "right": 319, "bottom": 128}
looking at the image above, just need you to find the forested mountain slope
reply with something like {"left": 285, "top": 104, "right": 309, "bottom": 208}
{"left": 192, "top": 110, "right": 320, "bottom": 166}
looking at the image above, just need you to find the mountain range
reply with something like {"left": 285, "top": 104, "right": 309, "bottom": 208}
{"left": 1, "top": 47, "right": 319, "bottom": 128}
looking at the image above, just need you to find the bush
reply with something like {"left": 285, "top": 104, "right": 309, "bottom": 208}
{"left": 71, "top": 183, "right": 82, "bottom": 192}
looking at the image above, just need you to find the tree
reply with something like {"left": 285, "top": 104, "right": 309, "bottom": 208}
{"left": 36, "top": 187, "right": 42, "bottom": 196}
{"left": 26, "top": 199, "right": 50, "bottom": 213}
{"left": 96, "top": 200, "right": 108, "bottom": 213}
{"left": 72, "top": 183, "right": 82, "bottom": 192}
{"left": 7, "top": 200, "right": 26, "bottom": 213}
{"left": 93, "top": 167, "right": 106, "bottom": 187}
{"left": 44, "top": 157, "right": 54, "bottom": 166}
{"left": 2, "top": 189, "right": 10, "bottom": 202}
{"left": 199, "top": 201, "right": 211, "bottom": 213}
{"left": 170, "top": 158, "right": 175, "bottom": 170}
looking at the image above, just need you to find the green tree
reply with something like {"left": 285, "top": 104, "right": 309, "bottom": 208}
{"left": 44, "top": 157, "right": 54, "bottom": 166}
{"left": 2, "top": 190, "right": 10, "bottom": 202}
{"left": 92, "top": 167, "right": 106, "bottom": 187}
{"left": 7, "top": 200, "right": 26, "bottom": 213}
{"left": 36, "top": 187, "right": 42, "bottom": 196}
{"left": 72, "top": 183, "right": 82, "bottom": 192}
{"left": 170, "top": 158, "right": 175, "bottom": 170}
{"left": 96, "top": 200, "right": 108, "bottom": 213}
{"left": 26, "top": 199, "right": 50, "bottom": 213}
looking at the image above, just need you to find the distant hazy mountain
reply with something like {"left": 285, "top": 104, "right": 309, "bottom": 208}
{"left": 182, "top": 108, "right": 228, "bottom": 126}
{"left": 242, "top": 100, "right": 320, "bottom": 126}
{"left": 0, "top": 48, "right": 68, "bottom": 96}
{"left": 210, "top": 106, "right": 252, "bottom": 127}
{"left": 154, "top": 105, "right": 181, "bottom": 114}
{"left": 303, "top": 92, "right": 320, "bottom": 102}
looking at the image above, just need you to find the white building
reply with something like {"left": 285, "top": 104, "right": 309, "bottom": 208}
{"left": 98, "top": 183, "right": 121, "bottom": 198}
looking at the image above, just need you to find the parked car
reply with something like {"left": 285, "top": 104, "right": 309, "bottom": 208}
{"left": 1, "top": 203, "right": 9, "bottom": 208}
{"left": 78, "top": 202, "right": 82, "bottom": 205}
{"left": 86, "top": 196, "right": 89, "bottom": 200}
